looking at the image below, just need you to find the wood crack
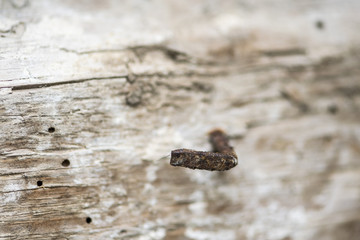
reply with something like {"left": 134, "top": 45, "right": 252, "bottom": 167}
{"left": 5, "top": 75, "right": 127, "bottom": 91}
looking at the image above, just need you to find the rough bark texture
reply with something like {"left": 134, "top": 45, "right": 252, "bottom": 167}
{"left": 1, "top": 0, "right": 360, "bottom": 239}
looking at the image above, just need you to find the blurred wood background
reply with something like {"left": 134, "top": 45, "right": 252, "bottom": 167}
{"left": 1, "top": 0, "right": 360, "bottom": 239}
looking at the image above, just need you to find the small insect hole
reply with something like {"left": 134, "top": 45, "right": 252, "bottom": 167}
{"left": 48, "top": 127, "right": 55, "bottom": 133}
{"left": 327, "top": 104, "right": 338, "bottom": 114}
{"left": 37, "top": 180, "right": 43, "bottom": 187}
{"left": 315, "top": 20, "right": 324, "bottom": 30}
{"left": 86, "top": 217, "right": 92, "bottom": 224}
{"left": 62, "top": 159, "right": 70, "bottom": 167}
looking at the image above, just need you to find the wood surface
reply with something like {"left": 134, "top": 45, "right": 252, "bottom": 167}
{"left": 1, "top": 0, "right": 360, "bottom": 239}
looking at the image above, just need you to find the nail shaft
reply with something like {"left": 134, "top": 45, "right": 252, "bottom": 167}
{"left": 170, "top": 129, "right": 238, "bottom": 171}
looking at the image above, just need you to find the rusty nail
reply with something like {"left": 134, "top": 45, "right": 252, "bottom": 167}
{"left": 170, "top": 129, "right": 238, "bottom": 171}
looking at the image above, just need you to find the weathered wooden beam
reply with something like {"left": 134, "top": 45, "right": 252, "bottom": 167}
{"left": 1, "top": 0, "right": 360, "bottom": 239}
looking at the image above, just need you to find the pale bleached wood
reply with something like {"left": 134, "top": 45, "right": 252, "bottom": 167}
{"left": 1, "top": 0, "right": 360, "bottom": 239}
